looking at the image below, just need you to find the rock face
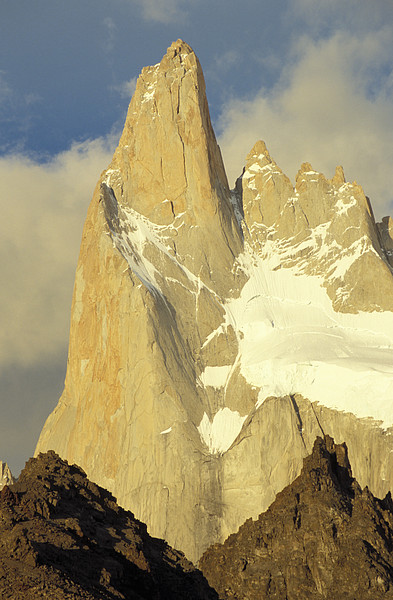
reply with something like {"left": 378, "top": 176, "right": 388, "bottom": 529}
{"left": 0, "top": 461, "right": 15, "bottom": 491}
{"left": 240, "top": 141, "right": 393, "bottom": 313}
{"left": 36, "top": 40, "right": 393, "bottom": 562}
{"left": 200, "top": 436, "right": 393, "bottom": 599}
{"left": 0, "top": 451, "right": 217, "bottom": 599}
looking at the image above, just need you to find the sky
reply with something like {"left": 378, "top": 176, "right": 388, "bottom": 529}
{"left": 1, "top": 0, "right": 393, "bottom": 476}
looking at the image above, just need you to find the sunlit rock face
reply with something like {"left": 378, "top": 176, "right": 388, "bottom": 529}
{"left": 36, "top": 40, "right": 393, "bottom": 562}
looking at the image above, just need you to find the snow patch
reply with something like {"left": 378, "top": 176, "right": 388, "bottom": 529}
{"left": 160, "top": 427, "right": 172, "bottom": 434}
{"left": 229, "top": 191, "right": 243, "bottom": 228}
{"left": 112, "top": 206, "right": 164, "bottom": 294}
{"left": 103, "top": 168, "right": 121, "bottom": 187}
{"left": 142, "top": 89, "right": 155, "bottom": 103}
{"left": 335, "top": 195, "right": 357, "bottom": 216}
{"left": 197, "top": 408, "right": 247, "bottom": 454}
{"left": 104, "top": 190, "right": 221, "bottom": 304}
{"left": 200, "top": 365, "right": 233, "bottom": 388}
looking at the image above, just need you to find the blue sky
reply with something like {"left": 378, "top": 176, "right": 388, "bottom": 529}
{"left": 1, "top": 0, "right": 292, "bottom": 157}
{"left": 1, "top": 0, "right": 393, "bottom": 475}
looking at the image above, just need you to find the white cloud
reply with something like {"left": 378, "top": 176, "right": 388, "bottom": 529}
{"left": 204, "top": 49, "right": 241, "bottom": 84}
{"left": 0, "top": 71, "right": 12, "bottom": 105}
{"left": 111, "top": 76, "right": 138, "bottom": 99}
{"left": 218, "top": 29, "right": 393, "bottom": 219}
{"left": 131, "top": 0, "right": 192, "bottom": 23}
{"left": 0, "top": 136, "right": 116, "bottom": 367}
{"left": 292, "top": 0, "right": 393, "bottom": 31}
{"left": 103, "top": 16, "right": 117, "bottom": 55}
{"left": 211, "top": 50, "right": 240, "bottom": 74}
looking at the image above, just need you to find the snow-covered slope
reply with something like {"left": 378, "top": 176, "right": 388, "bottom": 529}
{"left": 222, "top": 249, "right": 393, "bottom": 428}
{"left": 103, "top": 164, "right": 393, "bottom": 449}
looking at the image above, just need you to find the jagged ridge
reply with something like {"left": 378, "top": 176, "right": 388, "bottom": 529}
{"left": 200, "top": 436, "right": 393, "bottom": 599}
{"left": 0, "top": 451, "right": 217, "bottom": 599}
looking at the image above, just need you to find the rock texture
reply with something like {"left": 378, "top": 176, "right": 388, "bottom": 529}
{"left": 200, "top": 436, "right": 393, "bottom": 599}
{"left": 0, "top": 461, "right": 15, "bottom": 491}
{"left": 36, "top": 40, "right": 393, "bottom": 562}
{"left": 240, "top": 141, "right": 393, "bottom": 312}
{"left": 0, "top": 451, "right": 217, "bottom": 599}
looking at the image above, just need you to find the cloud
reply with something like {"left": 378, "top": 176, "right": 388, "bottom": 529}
{"left": 217, "top": 29, "right": 393, "bottom": 219}
{"left": 111, "top": 76, "right": 138, "bottom": 99}
{"left": 0, "top": 71, "right": 12, "bottom": 105}
{"left": 0, "top": 71, "right": 41, "bottom": 112}
{"left": 131, "top": 0, "right": 192, "bottom": 23}
{"left": 103, "top": 16, "right": 117, "bottom": 55}
{"left": 0, "top": 135, "right": 116, "bottom": 368}
{"left": 292, "top": 0, "right": 393, "bottom": 32}
{"left": 0, "top": 71, "right": 42, "bottom": 154}
{"left": 211, "top": 50, "right": 240, "bottom": 74}
{"left": 204, "top": 50, "right": 241, "bottom": 84}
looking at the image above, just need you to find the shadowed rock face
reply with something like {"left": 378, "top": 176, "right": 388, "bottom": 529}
{"left": 200, "top": 436, "right": 393, "bottom": 600}
{"left": 0, "top": 451, "right": 218, "bottom": 600}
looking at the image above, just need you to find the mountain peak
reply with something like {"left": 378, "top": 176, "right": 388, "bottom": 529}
{"left": 105, "top": 39, "right": 231, "bottom": 226}
{"left": 331, "top": 164, "right": 346, "bottom": 185}
{"left": 302, "top": 435, "right": 353, "bottom": 492}
{"left": 246, "top": 139, "right": 271, "bottom": 161}
{"left": 101, "top": 40, "right": 242, "bottom": 293}
{"left": 166, "top": 38, "right": 194, "bottom": 59}
{"left": 156, "top": 38, "right": 200, "bottom": 79}
{"left": 295, "top": 161, "right": 324, "bottom": 183}
{"left": 36, "top": 41, "right": 393, "bottom": 567}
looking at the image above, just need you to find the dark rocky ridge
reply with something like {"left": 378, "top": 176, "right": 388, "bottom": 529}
{"left": 3, "top": 440, "right": 393, "bottom": 599}
{"left": 0, "top": 451, "right": 218, "bottom": 599}
{"left": 199, "top": 436, "right": 393, "bottom": 599}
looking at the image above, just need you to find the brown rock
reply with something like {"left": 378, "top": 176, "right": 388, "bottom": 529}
{"left": 200, "top": 436, "right": 393, "bottom": 599}
{"left": 0, "top": 451, "right": 218, "bottom": 600}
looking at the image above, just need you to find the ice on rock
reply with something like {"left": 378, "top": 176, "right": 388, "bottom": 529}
{"left": 199, "top": 365, "right": 233, "bottom": 388}
{"left": 224, "top": 248, "right": 393, "bottom": 429}
{"left": 197, "top": 408, "right": 247, "bottom": 454}
{"left": 160, "top": 427, "right": 172, "bottom": 435}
